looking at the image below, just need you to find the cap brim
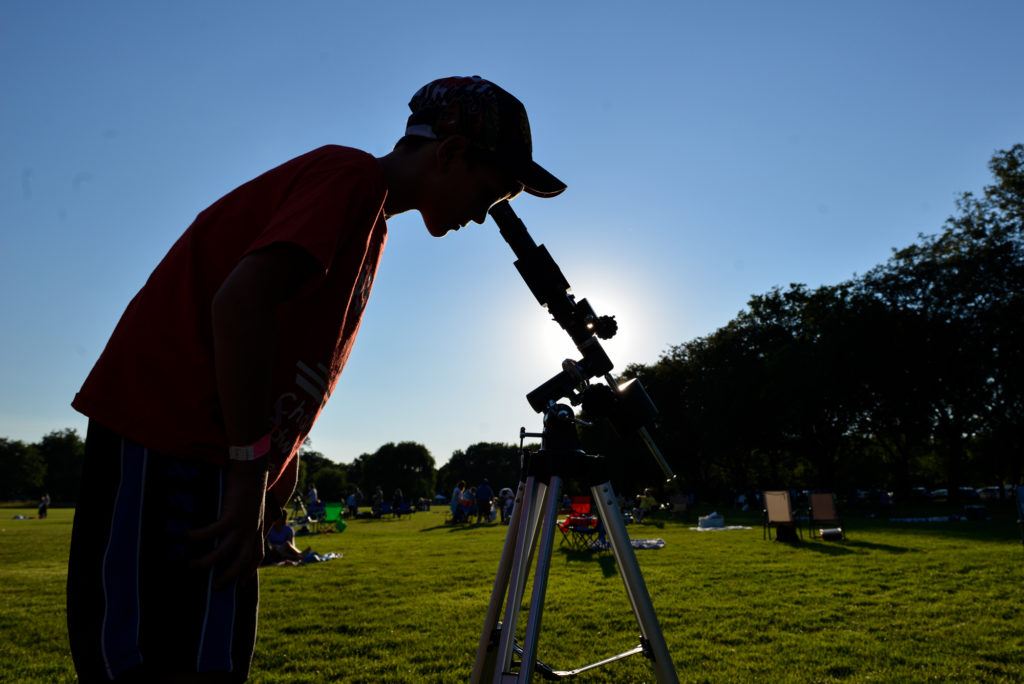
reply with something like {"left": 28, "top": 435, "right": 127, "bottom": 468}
{"left": 517, "top": 160, "right": 567, "bottom": 198}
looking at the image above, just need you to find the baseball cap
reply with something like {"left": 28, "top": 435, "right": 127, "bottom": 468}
{"left": 405, "top": 76, "right": 566, "bottom": 198}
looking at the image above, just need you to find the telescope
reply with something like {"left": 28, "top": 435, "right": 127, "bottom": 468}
{"left": 472, "top": 201, "right": 679, "bottom": 683}
{"left": 487, "top": 201, "right": 675, "bottom": 479}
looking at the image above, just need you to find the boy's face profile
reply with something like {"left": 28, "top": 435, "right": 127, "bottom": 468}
{"left": 420, "top": 136, "right": 522, "bottom": 238}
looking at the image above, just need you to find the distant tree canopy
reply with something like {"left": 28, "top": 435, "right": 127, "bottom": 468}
{"left": 351, "top": 441, "right": 436, "bottom": 501}
{"left": 3, "top": 145, "right": 1020, "bottom": 508}
{"left": 36, "top": 428, "right": 86, "bottom": 503}
{"left": 0, "top": 438, "right": 45, "bottom": 501}
{"left": 0, "top": 429, "right": 84, "bottom": 503}
{"left": 618, "top": 144, "right": 1023, "bottom": 503}
{"left": 436, "top": 442, "right": 524, "bottom": 497}
{"left": 297, "top": 448, "right": 347, "bottom": 503}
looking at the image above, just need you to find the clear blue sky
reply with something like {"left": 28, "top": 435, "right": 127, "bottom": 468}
{"left": 2, "top": 2, "right": 1022, "bottom": 468}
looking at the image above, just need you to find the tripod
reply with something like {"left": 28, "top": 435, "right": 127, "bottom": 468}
{"left": 471, "top": 405, "right": 678, "bottom": 682}
{"left": 288, "top": 494, "right": 308, "bottom": 523}
{"left": 472, "top": 201, "right": 679, "bottom": 682}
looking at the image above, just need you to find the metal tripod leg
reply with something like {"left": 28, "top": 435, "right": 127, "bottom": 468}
{"left": 472, "top": 479, "right": 527, "bottom": 682}
{"left": 515, "top": 474, "right": 563, "bottom": 682}
{"left": 472, "top": 473, "right": 564, "bottom": 683}
{"left": 591, "top": 481, "right": 678, "bottom": 683}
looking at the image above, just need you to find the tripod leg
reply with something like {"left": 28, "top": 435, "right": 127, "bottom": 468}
{"left": 516, "top": 475, "right": 563, "bottom": 682}
{"left": 497, "top": 476, "right": 550, "bottom": 680}
{"left": 473, "top": 476, "right": 549, "bottom": 683}
{"left": 591, "top": 482, "right": 679, "bottom": 684}
{"left": 472, "top": 480, "right": 531, "bottom": 683}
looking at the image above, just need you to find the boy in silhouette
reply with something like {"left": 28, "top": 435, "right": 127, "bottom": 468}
{"left": 67, "top": 76, "right": 564, "bottom": 682}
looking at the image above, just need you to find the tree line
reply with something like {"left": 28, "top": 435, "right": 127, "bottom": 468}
{"left": 0, "top": 429, "right": 529, "bottom": 508}
{"left": 613, "top": 145, "right": 1023, "bottom": 505}
{"left": 3, "top": 146, "right": 1020, "bottom": 508}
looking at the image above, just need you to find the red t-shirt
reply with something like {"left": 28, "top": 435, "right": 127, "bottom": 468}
{"left": 73, "top": 145, "right": 388, "bottom": 489}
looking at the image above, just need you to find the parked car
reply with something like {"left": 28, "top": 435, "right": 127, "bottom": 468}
{"left": 959, "top": 486, "right": 980, "bottom": 500}
{"left": 977, "top": 485, "right": 1013, "bottom": 500}
{"left": 929, "top": 487, "right": 981, "bottom": 500}
{"left": 855, "top": 488, "right": 894, "bottom": 505}
{"left": 910, "top": 486, "right": 930, "bottom": 500}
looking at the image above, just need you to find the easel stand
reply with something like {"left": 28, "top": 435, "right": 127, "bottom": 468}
{"left": 471, "top": 405, "right": 678, "bottom": 683}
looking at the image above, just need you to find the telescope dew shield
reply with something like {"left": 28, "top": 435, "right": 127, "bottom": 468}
{"left": 615, "top": 378, "right": 659, "bottom": 431}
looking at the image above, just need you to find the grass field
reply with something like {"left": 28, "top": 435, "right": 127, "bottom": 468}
{"left": 1, "top": 502, "right": 1022, "bottom": 683}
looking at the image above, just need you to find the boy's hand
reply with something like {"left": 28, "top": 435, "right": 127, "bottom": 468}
{"left": 188, "top": 459, "right": 269, "bottom": 589}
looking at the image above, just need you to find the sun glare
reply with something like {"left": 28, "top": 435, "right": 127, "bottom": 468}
{"left": 508, "top": 268, "right": 660, "bottom": 380}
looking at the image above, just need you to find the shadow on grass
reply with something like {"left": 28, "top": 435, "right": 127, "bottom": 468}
{"left": 630, "top": 520, "right": 666, "bottom": 530}
{"left": 843, "top": 539, "right": 914, "bottom": 554}
{"left": 871, "top": 520, "right": 1020, "bottom": 544}
{"left": 418, "top": 522, "right": 506, "bottom": 533}
{"left": 774, "top": 539, "right": 912, "bottom": 555}
{"left": 789, "top": 540, "right": 857, "bottom": 556}
{"left": 557, "top": 547, "right": 619, "bottom": 578}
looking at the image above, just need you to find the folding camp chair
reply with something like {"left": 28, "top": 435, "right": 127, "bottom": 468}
{"left": 557, "top": 513, "right": 600, "bottom": 551}
{"left": 318, "top": 502, "right": 344, "bottom": 532}
{"left": 808, "top": 492, "right": 845, "bottom": 540}
{"left": 569, "top": 496, "right": 592, "bottom": 516}
{"left": 763, "top": 490, "right": 802, "bottom": 541}
{"left": 305, "top": 500, "right": 326, "bottom": 532}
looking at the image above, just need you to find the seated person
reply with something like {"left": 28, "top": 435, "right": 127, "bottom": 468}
{"left": 307, "top": 498, "right": 326, "bottom": 522}
{"left": 633, "top": 488, "right": 658, "bottom": 523}
{"left": 457, "top": 487, "right": 476, "bottom": 523}
{"left": 264, "top": 507, "right": 313, "bottom": 566}
{"left": 498, "top": 487, "right": 515, "bottom": 523}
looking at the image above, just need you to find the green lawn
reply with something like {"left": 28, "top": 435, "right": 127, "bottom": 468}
{"left": 1, "top": 503, "right": 1022, "bottom": 682}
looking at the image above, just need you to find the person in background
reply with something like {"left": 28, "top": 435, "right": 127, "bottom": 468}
{"left": 450, "top": 479, "right": 467, "bottom": 522}
{"left": 263, "top": 506, "right": 312, "bottom": 565}
{"left": 498, "top": 487, "right": 515, "bottom": 523}
{"left": 633, "top": 488, "right": 658, "bottom": 523}
{"left": 475, "top": 478, "right": 494, "bottom": 524}
{"left": 371, "top": 485, "right": 384, "bottom": 517}
{"left": 346, "top": 489, "right": 360, "bottom": 518}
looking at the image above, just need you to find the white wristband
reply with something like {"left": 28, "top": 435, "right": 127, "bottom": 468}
{"left": 228, "top": 430, "right": 274, "bottom": 461}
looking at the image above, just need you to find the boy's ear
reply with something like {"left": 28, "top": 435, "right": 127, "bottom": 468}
{"left": 436, "top": 135, "right": 471, "bottom": 168}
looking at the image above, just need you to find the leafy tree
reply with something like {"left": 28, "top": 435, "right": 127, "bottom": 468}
{"left": 298, "top": 449, "right": 346, "bottom": 497}
{"left": 0, "top": 438, "right": 45, "bottom": 500}
{"left": 619, "top": 145, "right": 1023, "bottom": 502}
{"left": 859, "top": 144, "right": 1024, "bottom": 499}
{"left": 35, "top": 429, "right": 84, "bottom": 503}
{"left": 436, "top": 442, "right": 521, "bottom": 498}
{"left": 311, "top": 466, "right": 348, "bottom": 503}
{"left": 357, "top": 442, "right": 435, "bottom": 501}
